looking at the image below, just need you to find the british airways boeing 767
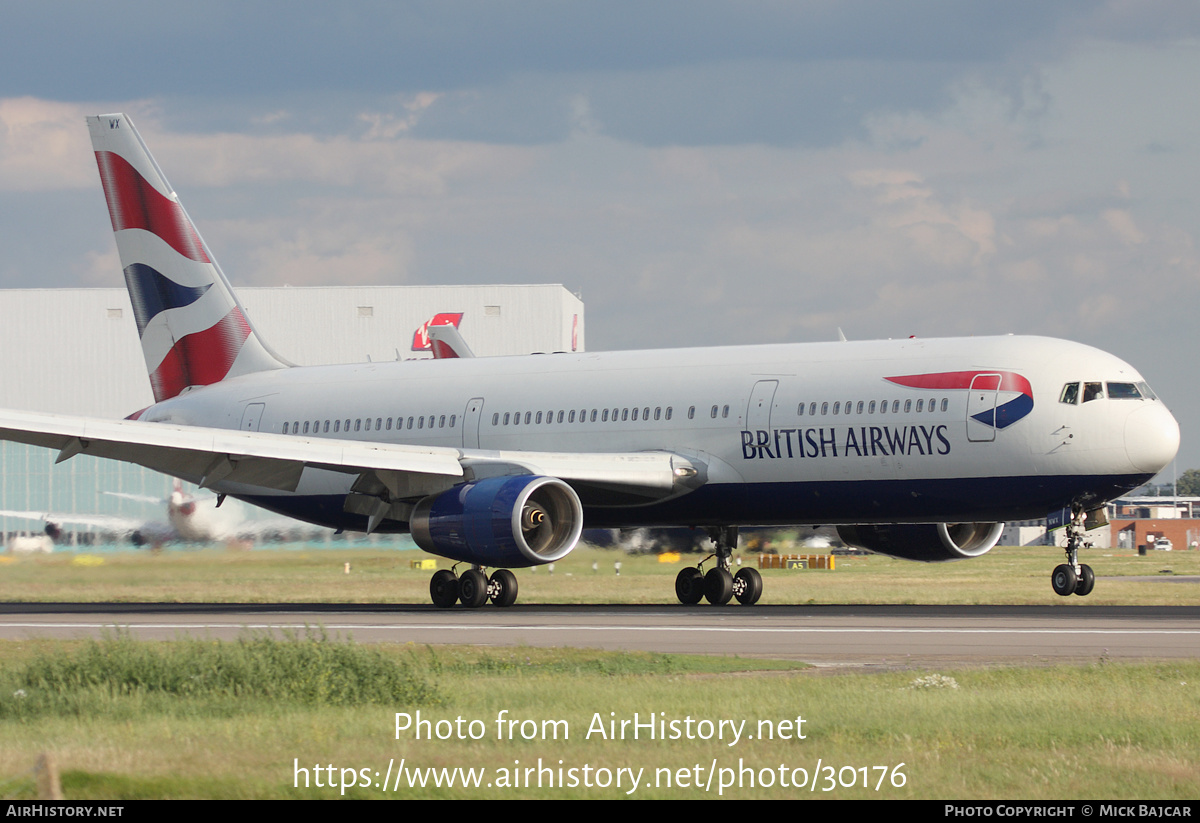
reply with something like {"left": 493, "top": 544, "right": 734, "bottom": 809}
{"left": 0, "top": 114, "right": 1180, "bottom": 607}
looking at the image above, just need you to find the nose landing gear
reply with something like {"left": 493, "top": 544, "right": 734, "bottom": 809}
{"left": 1052, "top": 507, "right": 1095, "bottom": 597}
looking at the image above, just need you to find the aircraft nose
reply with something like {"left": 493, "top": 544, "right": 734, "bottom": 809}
{"left": 1124, "top": 403, "right": 1180, "bottom": 474}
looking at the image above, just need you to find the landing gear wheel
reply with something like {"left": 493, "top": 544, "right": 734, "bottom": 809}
{"left": 458, "top": 569, "right": 489, "bottom": 608}
{"left": 429, "top": 569, "right": 459, "bottom": 608}
{"left": 733, "top": 567, "right": 763, "bottom": 605}
{"left": 1056, "top": 505, "right": 1098, "bottom": 598}
{"left": 704, "top": 567, "right": 734, "bottom": 605}
{"left": 1051, "top": 564, "right": 1078, "bottom": 597}
{"left": 1074, "top": 564, "right": 1095, "bottom": 597}
{"left": 675, "top": 567, "right": 704, "bottom": 605}
{"left": 488, "top": 569, "right": 519, "bottom": 607}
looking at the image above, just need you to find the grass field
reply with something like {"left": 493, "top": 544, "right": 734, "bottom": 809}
{"left": 0, "top": 636, "right": 1197, "bottom": 800}
{"left": 0, "top": 542, "right": 1197, "bottom": 799}
{"left": 0, "top": 540, "right": 1197, "bottom": 606}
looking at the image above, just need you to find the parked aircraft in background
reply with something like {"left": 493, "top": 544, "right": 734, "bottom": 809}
{"left": 412, "top": 312, "right": 465, "bottom": 355}
{"left": 5, "top": 534, "right": 53, "bottom": 555}
{"left": 0, "top": 479, "right": 296, "bottom": 547}
{"left": 0, "top": 114, "right": 1180, "bottom": 607}
{"left": 426, "top": 323, "right": 475, "bottom": 359}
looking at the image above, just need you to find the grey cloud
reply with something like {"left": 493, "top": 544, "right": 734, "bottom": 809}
{"left": 0, "top": 1, "right": 1130, "bottom": 148}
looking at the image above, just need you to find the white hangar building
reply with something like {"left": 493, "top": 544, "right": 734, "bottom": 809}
{"left": 0, "top": 284, "right": 584, "bottom": 540}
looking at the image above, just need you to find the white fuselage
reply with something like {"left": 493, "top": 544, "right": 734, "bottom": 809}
{"left": 134, "top": 334, "right": 1179, "bottom": 532}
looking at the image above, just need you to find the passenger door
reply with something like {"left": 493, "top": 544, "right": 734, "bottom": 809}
{"left": 966, "top": 374, "right": 1000, "bottom": 442}
{"left": 463, "top": 397, "right": 484, "bottom": 448}
{"left": 240, "top": 403, "right": 265, "bottom": 432}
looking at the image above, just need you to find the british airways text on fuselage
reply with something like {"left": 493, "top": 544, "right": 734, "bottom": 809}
{"left": 740, "top": 424, "right": 952, "bottom": 460}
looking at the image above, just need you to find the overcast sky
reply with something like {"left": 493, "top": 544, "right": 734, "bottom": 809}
{"left": 0, "top": 0, "right": 1196, "bottom": 475}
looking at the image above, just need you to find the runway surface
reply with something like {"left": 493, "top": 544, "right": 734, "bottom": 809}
{"left": 2, "top": 603, "right": 1199, "bottom": 667}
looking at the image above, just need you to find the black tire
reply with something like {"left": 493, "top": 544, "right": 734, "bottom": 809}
{"left": 675, "top": 567, "right": 704, "bottom": 604}
{"left": 1051, "top": 564, "right": 1077, "bottom": 597}
{"left": 733, "top": 567, "right": 763, "bottom": 605}
{"left": 704, "top": 567, "right": 734, "bottom": 605}
{"left": 489, "top": 569, "right": 519, "bottom": 607}
{"left": 1075, "top": 564, "right": 1095, "bottom": 596}
{"left": 429, "top": 570, "right": 459, "bottom": 608}
{"left": 459, "top": 569, "right": 489, "bottom": 608}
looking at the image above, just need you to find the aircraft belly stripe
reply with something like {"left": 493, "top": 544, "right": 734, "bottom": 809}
{"left": 235, "top": 471, "right": 1153, "bottom": 533}
{"left": 94, "top": 151, "right": 211, "bottom": 263}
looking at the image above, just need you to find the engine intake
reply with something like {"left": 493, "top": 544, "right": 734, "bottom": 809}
{"left": 410, "top": 475, "right": 583, "bottom": 567}
{"left": 836, "top": 522, "right": 1003, "bottom": 562}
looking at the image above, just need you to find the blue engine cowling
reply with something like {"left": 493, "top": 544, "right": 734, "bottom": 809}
{"left": 836, "top": 522, "right": 1003, "bottom": 562}
{"left": 410, "top": 475, "right": 584, "bottom": 567}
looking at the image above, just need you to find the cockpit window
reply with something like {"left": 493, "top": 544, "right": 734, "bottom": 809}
{"left": 1137, "top": 381, "right": 1157, "bottom": 401}
{"left": 1107, "top": 382, "right": 1142, "bottom": 400}
{"left": 1059, "top": 383, "right": 1079, "bottom": 405}
{"left": 1083, "top": 382, "right": 1104, "bottom": 403}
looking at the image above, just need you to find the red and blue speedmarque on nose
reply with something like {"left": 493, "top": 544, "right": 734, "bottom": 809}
{"left": 886, "top": 371, "right": 1035, "bottom": 429}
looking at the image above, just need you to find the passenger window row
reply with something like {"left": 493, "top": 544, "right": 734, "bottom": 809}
{"left": 797, "top": 398, "right": 948, "bottom": 416}
{"left": 281, "top": 395, "right": 957, "bottom": 434}
{"left": 486, "top": 403, "right": 739, "bottom": 427}
{"left": 282, "top": 414, "right": 457, "bottom": 435}
{"left": 491, "top": 406, "right": 677, "bottom": 426}
{"left": 280, "top": 401, "right": 738, "bottom": 434}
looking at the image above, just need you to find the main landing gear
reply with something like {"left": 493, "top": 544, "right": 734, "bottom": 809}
{"left": 1052, "top": 506, "right": 1095, "bottom": 597}
{"left": 429, "top": 566, "right": 519, "bottom": 608}
{"left": 675, "top": 526, "right": 763, "bottom": 606}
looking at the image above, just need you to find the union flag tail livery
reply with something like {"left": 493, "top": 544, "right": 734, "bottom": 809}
{"left": 87, "top": 114, "right": 287, "bottom": 402}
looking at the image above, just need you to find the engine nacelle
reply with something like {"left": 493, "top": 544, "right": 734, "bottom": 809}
{"left": 410, "top": 475, "right": 583, "bottom": 568}
{"left": 836, "top": 522, "right": 1004, "bottom": 562}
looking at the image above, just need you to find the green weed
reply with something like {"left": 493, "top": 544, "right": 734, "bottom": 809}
{"left": 0, "top": 630, "right": 438, "bottom": 719}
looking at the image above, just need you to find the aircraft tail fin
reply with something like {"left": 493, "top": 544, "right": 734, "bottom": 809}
{"left": 427, "top": 323, "right": 476, "bottom": 359}
{"left": 87, "top": 114, "right": 288, "bottom": 403}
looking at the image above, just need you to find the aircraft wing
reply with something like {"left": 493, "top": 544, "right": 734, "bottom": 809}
{"left": 0, "top": 409, "right": 701, "bottom": 505}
